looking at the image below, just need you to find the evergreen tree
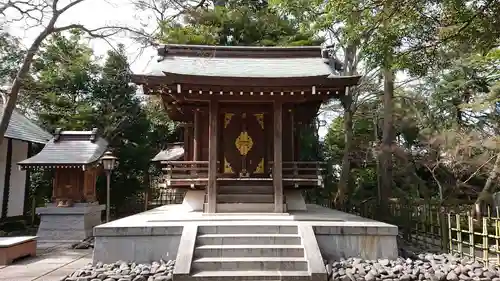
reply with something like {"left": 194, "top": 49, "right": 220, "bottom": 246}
{"left": 91, "top": 45, "right": 158, "bottom": 216}
{"left": 160, "top": 0, "right": 322, "bottom": 46}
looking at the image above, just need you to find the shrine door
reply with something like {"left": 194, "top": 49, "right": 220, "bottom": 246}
{"left": 221, "top": 110, "right": 267, "bottom": 177}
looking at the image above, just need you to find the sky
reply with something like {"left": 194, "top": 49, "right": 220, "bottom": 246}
{"left": 4, "top": 0, "right": 337, "bottom": 139}
{"left": 5, "top": 0, "right": 157, "bottom": 73}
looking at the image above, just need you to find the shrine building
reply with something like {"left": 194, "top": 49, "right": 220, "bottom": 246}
{"left": 93, "top": 45, "right": 398, "bottom": 275}
{"left": 133, "top": 44, "right": 361, "bottom": 214}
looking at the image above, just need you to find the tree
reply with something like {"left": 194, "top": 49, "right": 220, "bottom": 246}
{"left": 90, "top": 45, "right": 156, "bottom": 214}
{"left": 0, "top": 0, "right": 108, "bottom": 145}
{"left": 21, "top": 33, "right": 178, "bottom": 216}
{"left": 0, "top": 0, "right": 174, "bottom": 145}
{"left": 159, "top": 0, "right": 321, "bottom": 46}
{"left": 0, "top": 32, "right": 23, "bottom": 86}
{"left": 21, "top": 31, "right": 98, "bottom": 130}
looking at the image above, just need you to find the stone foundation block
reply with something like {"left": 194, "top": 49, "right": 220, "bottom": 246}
{"left": 36, "top": 202, "right": 105, "bottom": 242}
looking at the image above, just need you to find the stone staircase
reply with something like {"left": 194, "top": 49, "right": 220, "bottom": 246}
{"left": 205, "top": 183, "right": 286, "bottom": 213}
{"left": 189, "top": 224, "right": 315, "bottom": 281}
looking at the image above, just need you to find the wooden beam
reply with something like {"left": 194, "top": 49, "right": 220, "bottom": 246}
{"left": 207, "top": 101, "right": 218, "bottom": 213}
{"left": 160, "top": 72, "right": 361, "bottom": 88}
{"left": 273, "top": 101, "right": 284, "bottom": 213}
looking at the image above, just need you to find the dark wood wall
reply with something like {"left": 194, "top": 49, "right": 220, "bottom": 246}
{"left": 183, "top": 102, "right": 316, "bottom": 170}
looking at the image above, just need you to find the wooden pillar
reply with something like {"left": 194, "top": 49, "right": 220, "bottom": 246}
{"left": 193, "top": 110, "right": 200, "bottom": 161}
{"left": 273, "top": 102, "right": 284, "bottom": 213}
{"left": 290, "top": 109, "right": 295, "bottom": 161}
{"left": 1, "top": 139, "right": 12, "bottom": 218}
{"left": 183, "top": 124, "right": 190, "bottom": 161}
{"left": 207, "top": 101, "right": 218, "bottom": 213}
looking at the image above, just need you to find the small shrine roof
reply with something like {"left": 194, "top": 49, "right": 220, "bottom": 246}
{"left": 18, "top": 129, "right": 108, "bottom": 169}
{"left": 151, "top": 143, "right": 184, "bottom": 162}
{"left": 1, "top": 108, "right": 52, "bottom": 144}
{"left": 133, "top": 44, "right": 349, "bottom": 79}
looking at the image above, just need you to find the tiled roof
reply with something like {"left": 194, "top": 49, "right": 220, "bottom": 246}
{"left": 137, "top": 44, "right": 343, "bottom": 78}
{"left": 144, "top": 56, "right": 338, "bottom": 78}
{"left": 152, "top": 143, "right": 184, "bottom": 162}
{"left": 1, "top": 108, "right": 52, "bottom": 144}
{"left": 18, "top": 129, "right": 108, "bottom": 167}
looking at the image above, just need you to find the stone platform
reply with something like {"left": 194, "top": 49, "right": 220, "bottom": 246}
{"left": 93, "top": 191, "right": 397, "bottom": 281}
{"left": 37, "top": 202, "right": 105, "bottom": 242}
{"left": 92, "top": 204, "right": 398, "bottom": 261}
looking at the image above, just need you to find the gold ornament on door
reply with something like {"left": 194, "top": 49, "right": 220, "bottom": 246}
{"left": 255, "top": 158, "right": 264, "bottom": 174}
{"left": 235, "top": 131, "right": 253, "bottom": 156}
{"left": 224, "top": 158, "right": 234, "bottom": 174}
{"left": 254, "top": 113, "right": 264, "bottom": 129}
{"left": 224, "top": 113, "right": 234, "bottom": 128}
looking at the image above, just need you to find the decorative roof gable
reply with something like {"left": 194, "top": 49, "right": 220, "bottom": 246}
{"left": 18, "top": 128, "right": 109, "bottom": 169}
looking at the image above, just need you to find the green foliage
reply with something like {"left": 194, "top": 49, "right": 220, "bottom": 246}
{"left": 20, "top": 32, "right": 178, "bottom": 216}
{"left": 160, "top": 1, "right": 322, "bottom": 46}
{"left": 0, "top": 32, "right": 24, "bottom": 85}
{"left": 23, "top": 31, "right": 97, "bottom": 131}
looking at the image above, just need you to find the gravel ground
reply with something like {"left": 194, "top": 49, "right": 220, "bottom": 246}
{"left": 62, "top": 259, "right": 175, "bottom": 281}
{"left": 324, "top": 254, "right": 500, "bottom": 281}
{"left": 62, "top": 237, "right": 500, "bottom": 281}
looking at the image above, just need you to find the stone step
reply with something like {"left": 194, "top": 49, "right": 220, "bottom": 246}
{"left": 217, "top": 194, "right": 275, "bottom": 203}
{"left": 196, "top": 233, "right": 301, "bottom": 246}
{"left": 211, "top": 203, "right": 287, "bottom": 213}
{"left": 217, "top": 185, "right": 273, "bottom": 194}
{"left": 198, "top": 225, "right": 298, "bottom": 235}
{"left": 194, "top": 245, "right": 304, "bottom": 258}
{"left": 190, "top": 270, "right": 311, "bottom": 281}
{"left": 191, "top": 257, "right": 308, "bottom": 271}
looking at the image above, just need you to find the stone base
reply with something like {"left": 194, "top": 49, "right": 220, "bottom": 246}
{"left": 92, "top": 203, "right": 398, "bottom": 264}
{"left": 36, "top": 203, "right": 105, "bottom": 242}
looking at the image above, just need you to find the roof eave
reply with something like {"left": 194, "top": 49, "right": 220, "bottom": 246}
{"left": 18, "top": 161, "right": 98, "bottom": 169}
{"left": 327, "top": 74, "right": 363, "bottom": 85}
{"left": 3, "top": 135, "right": 51, "bottom": 145}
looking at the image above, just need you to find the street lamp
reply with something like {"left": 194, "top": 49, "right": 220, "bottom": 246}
{"left": 100, "top": 150, "right": 117, "bottom": 222}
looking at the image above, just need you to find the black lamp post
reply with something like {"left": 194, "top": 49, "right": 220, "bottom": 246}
{"left": 100, "top": 150, "right": 117, "bottom": 222}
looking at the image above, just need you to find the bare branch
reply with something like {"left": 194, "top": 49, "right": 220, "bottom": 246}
{"left": 56, "top": 0, "right": 86, "bottom": 14}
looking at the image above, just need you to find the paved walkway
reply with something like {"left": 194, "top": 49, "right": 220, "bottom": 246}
{"left": 0, "top": 242, "right": 91, "bottom": 281}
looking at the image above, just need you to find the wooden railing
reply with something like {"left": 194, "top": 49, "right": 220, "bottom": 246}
{"left": 161, "top": 161, "right": 209, "bottom": 188}
{"left": 268, "top": 161, "right": 326, "bottom": 187}
{"left": 160, "top": 160, "right": 325, "bottom": 188}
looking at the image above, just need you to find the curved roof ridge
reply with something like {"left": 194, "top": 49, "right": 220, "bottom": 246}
{"left": 158, "top": 44, "right": 323, "bottom": 59}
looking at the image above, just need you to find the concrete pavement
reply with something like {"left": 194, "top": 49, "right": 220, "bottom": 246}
{"left": 0, "top": 242, "right": 91, "bottom": 281}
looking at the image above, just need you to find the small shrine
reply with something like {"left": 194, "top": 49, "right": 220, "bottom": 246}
{"left": 18, "top": 128, "right": 108, "bottom": 242}
{"left": 91, "top": 45, "right": 399, "bottom": 279}
{"left": 133, "top": 44, "right": 361, "bottom": 213}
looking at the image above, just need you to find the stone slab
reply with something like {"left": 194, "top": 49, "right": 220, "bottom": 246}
{"left": 37, "top": 202, "right": 105, "bottom": 214}
{"left": 0, "top": 238, "right": 37, "bottom": 265}
{"left": 298, "top": 225, "right": 326, "bottom": 280}
{"left": 0, "top": 236, "right": 37, "bottom": 248}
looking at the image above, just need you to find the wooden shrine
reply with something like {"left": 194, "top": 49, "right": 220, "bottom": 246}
{"left": 134, "top": 44, "right": 361, "bottom": 213}
{"left": 18, "top": 128, "right": 109, "bottom": 207}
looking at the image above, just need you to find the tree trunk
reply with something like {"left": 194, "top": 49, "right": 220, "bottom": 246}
{"left": 333, "top": 37, "right": 358, "bottom": 210}
{"left": 473, "top": 152, "right": 500, "bottom": 218}
{"left": 335, "top": 93, "right": 353, "bottom": 210}
{"left": 0, "top": 17, "right": 58, "bottom": 146}
{"left": 377, "top": 0, "right": 395, "bottom": 220}
{"left": 378, "top": 66, "right": 395, "bottom": 218}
